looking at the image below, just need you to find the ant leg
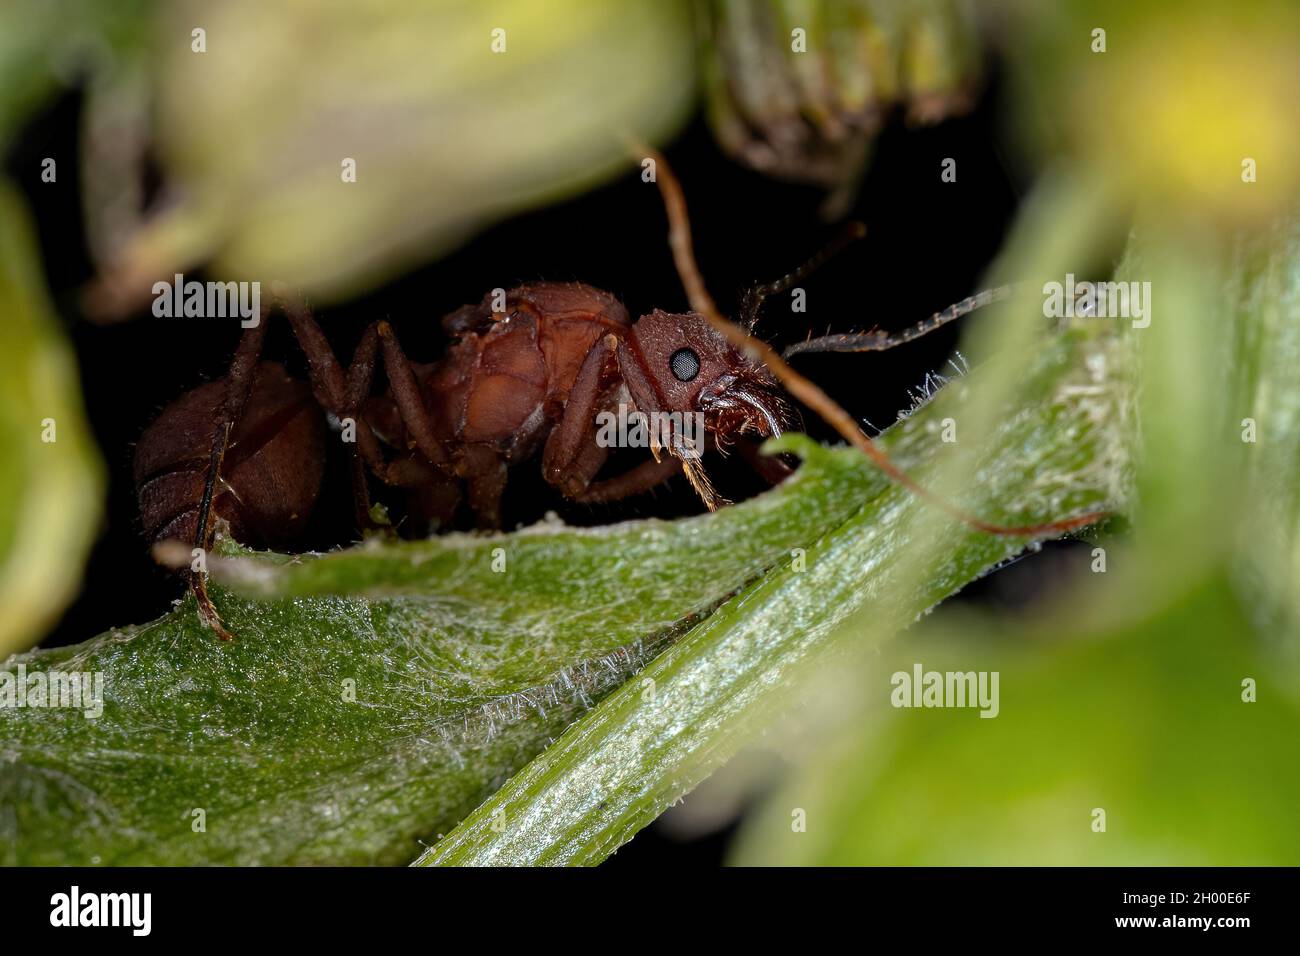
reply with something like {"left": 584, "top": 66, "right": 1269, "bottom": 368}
{"left": 540, "top": 329, "right": 710, "bottom": 506}
{"left": 782, "top": 286, "right": 1017, "bottom": 357}
{"left": 542, "top": 336, "right": 699, "bottom": 505}
{"left": 279, "top": 300, "right": 392, "bottom": 530}
{"left": 191, "top": 320, "right": 268, "bottom": 641}
{"left": 343, "top": 324, "right": 379, "bottom": 409}
{"left": 542, "top": 334, "right": 617, "bottom": 494}
{"left": 279, "top": 297, "right": 348, "bottom": 409}
{"left": 569, "top": 455, "right": 683, "bottom": 504}
{"left": 737, "top": 438, "right": 796, "bottom": 486}
{"left": 461, "top": 445, "right": 508, "bottom": 528}
{"left": 547, "top": 330, "right": 726, "bottom": 509}
{"left": 285, "top": 306, "right": 459, "bottom": 526}
{"left": 375, "top": 322, "right": 451, "bottom": 470}
{"left": 339, "top": 324, "right": 383, "bottom": 529}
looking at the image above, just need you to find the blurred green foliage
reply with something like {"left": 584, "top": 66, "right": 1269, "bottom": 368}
{"left": 0, "top": 0, "right": 154, "bottom": 153}
{"left": 87, "top": 0, "right": 697, "bottom": 311}
{"left": 699, "top": 0, "right": 980, "bottom": 210}
{"left": 731, "top": 216, "right": 1300, "bottom": 863}
{"left": 733, "top": 572, "right": 1300, "bottom": 864}
{"left": 1002, "top": 0, "right": 1300, "bottom": 222}
{"left": 0, "top": 185, "right": 103, "bottom": 659}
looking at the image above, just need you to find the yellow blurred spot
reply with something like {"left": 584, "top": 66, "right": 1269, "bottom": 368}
{"left": 1079, "top": 25, "right": 1300, "bottom": 219}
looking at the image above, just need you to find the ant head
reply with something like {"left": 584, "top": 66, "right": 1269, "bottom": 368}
{"left": 625, "top": 310, "right": 792, "bottom": 443}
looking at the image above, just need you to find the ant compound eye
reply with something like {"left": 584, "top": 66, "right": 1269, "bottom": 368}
{"left": 669, "top": 347, "right": 701, "bottom": 382}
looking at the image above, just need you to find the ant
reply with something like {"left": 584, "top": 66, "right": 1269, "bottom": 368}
{"left": 134, "top": 149, "right": 1102, "bottom": 640}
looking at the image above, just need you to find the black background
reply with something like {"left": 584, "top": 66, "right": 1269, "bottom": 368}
{"left": 5, "top": 64, "right": 1095, "bottom": 866}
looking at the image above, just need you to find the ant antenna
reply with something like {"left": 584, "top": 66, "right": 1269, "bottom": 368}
{"left": 783, "top": 285, "right": 1019, "bottom": 357}
{"left": 741, "top": 222, "right": 867, "bottom": 333}
{"left": 638, "top": 144, "right": 1105, "bottom": 539}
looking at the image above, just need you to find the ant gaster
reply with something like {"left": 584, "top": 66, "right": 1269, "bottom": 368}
{"left": 135, "top": 151, "right": 1102, "bottom": 640}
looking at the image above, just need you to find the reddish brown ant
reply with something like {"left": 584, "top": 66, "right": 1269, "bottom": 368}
{"left": 135, "top": 150, "right": 1102, "bottom": 640}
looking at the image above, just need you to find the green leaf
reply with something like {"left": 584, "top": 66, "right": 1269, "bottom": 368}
{"left": 0, "top": 442, "right": 868, "bottom": 866}
{"left": 0, "top": 182, "right": 104, "bottom": 658}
